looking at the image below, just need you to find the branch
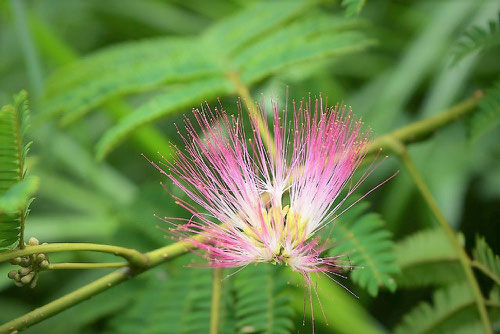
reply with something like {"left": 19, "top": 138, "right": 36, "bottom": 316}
{"left": 471, "top": 260, "right": 500, "bottom": 286}
{"left": 0, "top": 243, "right": 148, "bottom": 268}
{"left": 367, "top": 91, "right": 482, "bottom": 154}
{"left": 48, "top": 262, "right": 127, "bottom": 270}
{"left": 388, "top": 139, "right": 492, "bottom": 334}
{"left": 0, "top": 239, "right": 197, "bottom": 333}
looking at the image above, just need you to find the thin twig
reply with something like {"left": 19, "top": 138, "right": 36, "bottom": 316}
{"left": 48, "top": 262, "right": 127, "bottom": 270}
{"left": 367, "top": 91, "right": 483, "bottom": 154}
{"left": 227, "top": 70, "right": 275, "bottom": 156}
{"left": 471, "top": 260, "right": 500, "bottom": 286}
{"left": 0, "top": 243, "right": 148, "bottom": 268}
{"left": 210, "top": 268, "right": 223, "bottom": 334}
{"left": 387, "top": 139, "right": 492, "bottom": 334}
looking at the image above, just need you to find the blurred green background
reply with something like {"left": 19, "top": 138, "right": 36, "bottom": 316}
{"left": 0, "top": 0, "right": 499, "bottom": 333}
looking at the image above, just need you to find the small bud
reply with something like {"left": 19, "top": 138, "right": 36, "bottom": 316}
{"left": 39, "top": 260, "right": 50, "bottom": 270}
{"left": 21, "top": 272, "right": 35, "bottom": 285}
{"left": 29, "top": 273, "right": 39, "bottom": 289}
{"left": 8, "top": 270, "right": 17, "bottom": 279}
{"left": 36, "top": 254, "right": 46, "bottom": 262}
{"left": 20, "top": 257, "right": 31, "bottom": 267}
{"left": 28, "top": 237, "right": 39, "bottom": 246}
{"left": 19, "top": 267, "right": 31, "bottom": 276}
{"left": 10, "top": 257, "right": 22, "bottom": 265}
{"left": 14, "top": 273, "right": 21, "bottom": 281}
{"left": 14, "top": 281, "right": 23, "bottom": 287}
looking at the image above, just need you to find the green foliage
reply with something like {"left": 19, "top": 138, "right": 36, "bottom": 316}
{"left": 0, "top": 91, "right": 36, "bottom": 250}
{"left": 0, "top": 1, "right": 498, "bottom": 333}
{"left": 232, "top": 264, "right": 294, "bottom": 334}
{"left": 109, "top": 267, "right": 217, "bottom": 334}
{"left": 394, "top": 282, "right": 479, "bottom": 334}
{"left": 109, "top": 263, "right": 293, "bottom": 334}
{"left": 330, "top": 202, "right": 399, "bottom": 296}
{"left": 473, "top": 235, "right": 500, "bottom": 284}
{"left": 40, "top": 1, "right": 375, "bottom": 159}
{"left": 341, "top": 0, "right": 367, "bottom": 17}
{"left": 395, "top": 229, "right": 464, "bottom": 287}
{"left": 452, "top": 13, "right": 500, "bottom": 64}
{"left": 469, "top": 78, "right": 500, "bottom": 140}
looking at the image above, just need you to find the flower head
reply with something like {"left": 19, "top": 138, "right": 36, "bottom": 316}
{"left": 150, "top": 96, "right": 385, "bottom": 280}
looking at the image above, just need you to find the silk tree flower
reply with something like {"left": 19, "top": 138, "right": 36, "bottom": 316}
{"left": 149, "top": 96, "right": 392, "bottom": 287}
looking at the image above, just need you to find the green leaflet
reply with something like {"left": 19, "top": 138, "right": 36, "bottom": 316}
{"left": 108, "top": 262, "right": 293, "bottom": 334}
{"left": 241, "top": 31, "right": 376, "bottom": 84}
{"left": 329, "top": 202, "right": 399, "bottom": 296}
{"left": 108, "top": 266, "right": 219, "bottom": 334}
{"left": 473, "top": 235, "right": 500, "bottom": 285}
{"left": 0, "top": 91, "right": 36, "bottom": 250}
{"left": 95, "top": 77, "right": 233, "bottom": 160}
{"left": 233, "top": 264, "right": 294, "bottom": 334}
{"left": 40, "top": 1, "right": 374, "bottom": 159}
{"left": 395, "top": 229, "right": 465, "bottom": 287}
{"left": 341, "top": 0, "right": 367, "bottom": 17}
{"left": 469, "top": 78, "right": 500, "bottom": 141}
{"left": 394, "top": 282, "right": 479, "bottom": 334}
{"left": 204, "top": 0, "right": 314, "bottom": 56}
{"left": 451, "top": 13, "right": 500, "bottom": 64}
{"left": 0, "top": 176, "right": 38, "bottom": 214}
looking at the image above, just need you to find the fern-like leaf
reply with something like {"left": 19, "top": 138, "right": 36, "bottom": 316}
{"left": 472, "top": 235, "right": 500, "bottom": 285}
{"left": 0, "top": 91, "right": 36, "bottom": 250}
{"left": 40, "top": 2, "right": 375, "bottom": 159}
{"left": 329, "top": 202, "right": 399, "bottom": 296}
{"left": 233, "top": 264, "right": 294, "bottom": 334}
{"left": 452, "top": 13, "right": 500, "bottom": 64}
{"left": 109, "top": 261, "right": 294, "bottom": 334}
{"left": 394, "top": 282, "right": 479, "bottom": 334}
{"left": 341, "top": 0, "right": 367, "bottom": 17}
{"left": 109, "top": 265, "right": 235, "bottom": 334}
{"left": 469, "top": 78, "right": 500, "bottom": 140}
{"left": 395, "top": 229, "right": 464, "bottom": 287}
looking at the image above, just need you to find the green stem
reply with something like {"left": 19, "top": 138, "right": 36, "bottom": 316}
{"left": 485, "top": 300, "right": 500, "bottom": 308}
{"left": 210, "top": 268, "right": 223, "bottom": 334}
{"left": 0, "top": 243, "right": 148, "bottom": 268}
{"left": 0, "top": 239, "right": 198, "bottom": 334}
{"left": 388, "top": 139, "right": 492, "bottom": 334}
{"left": 48, "top": 262, "right": 127, "bottom": 270}
{"left": 367, "top": 92, "right": 482, "bottom": 155}
{"left": 471, "top": 260, "right": 500, "bottom": 286}
{"left": 227, "top": 70, "right": 275, "bottom": 156}
{"left": 0, "top": 268, "right": 131, "bottom": 334}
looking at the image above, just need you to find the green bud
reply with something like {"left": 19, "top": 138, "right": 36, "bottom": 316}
{"left": 36, "top": 253, "right": 46, "bottom": 262}
{"left": 19, "top": 267, "right": 31, "bottom": 276}
{"left": 28, "top": 237, "right": 39, "bottom": 246}
{"left": 21, "top": 272, "right": 35, "bottom": 285}
{"left": 20, "top": 257, "right": 31, "bottom": 267}
{"left": 14, "top": 273, "right": 21, "bottom": 281}
{"left": 29, "top": 273, "right": 39, "bottom": 289}
{"left": 39, "top": 260, "right": 50, "bottom": 269}
{"left": 10, "top": 257, "right": 22, "bottom": 265}
{"left": 14, "top": 281, "right": 23, "bottom": 287}
{"left": 8, "top": 270, "right": 17, "bottom": 279}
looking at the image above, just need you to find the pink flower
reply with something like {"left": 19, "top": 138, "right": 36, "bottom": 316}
{"left": 149, "top": 95, "right": 390, "bottom": 283}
